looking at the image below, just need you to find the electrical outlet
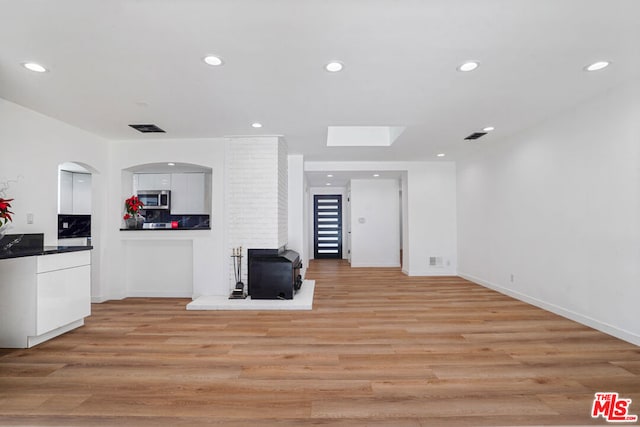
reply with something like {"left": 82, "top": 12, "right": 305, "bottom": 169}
{"left": 510, "top": 274, "right": 514, "bottom": 283}
{"left": 26, "top": 213, "right": 34, "bottom": 224}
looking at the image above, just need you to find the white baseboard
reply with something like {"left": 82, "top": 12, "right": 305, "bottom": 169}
{"left": 127, "top": 290, "right": 193, "bottom": 298}
{"left": 407, "top": 269, "right": 457, "bottom": 276}
{"left": 92, "top": 293, "right": 127, "bottom": 303}
{"left": 27, "top": 319, "right": 84, "bottom": 348}
{"left": 92, "top": 291, "right": 191, "bottom": 302}
{"left": 350, "top": 262, "right": 401, "bottom": 268}
{"left": 458, "top": 272, "right": 640, "bottom": 347}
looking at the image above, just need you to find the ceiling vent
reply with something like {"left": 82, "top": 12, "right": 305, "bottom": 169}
{"left": 129, "top": 124, "right": 166, "bottom": 133}
{"left": 464, "top": 131, "right": 487, "bottom": 140}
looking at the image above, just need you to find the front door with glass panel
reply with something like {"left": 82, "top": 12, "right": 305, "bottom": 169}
{"left": 314, "top": 195, "right": 342, "bottom": 259}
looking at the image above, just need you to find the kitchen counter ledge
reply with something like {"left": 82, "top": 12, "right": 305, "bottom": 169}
{"left": 0, "top": 245, "right": 93, "bottom": 260}
{"left": 119, "top": 227, "right": 211, "bottom": 231}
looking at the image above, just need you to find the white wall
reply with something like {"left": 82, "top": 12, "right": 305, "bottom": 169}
{"left": 350, "top": 179, "right": 400, "bottom": 267}
{"left": 124, "top": 240, "right": 192, "bottom": 297}
{"left": 401, "top": 171, "right": 409, "bottom": 270}
{"left": 457, "top": 80, "right": 640, "bottom": 345}
{"left": 278, "top": 139, "right": 289, "bottom": 249}
{"left": 288, "top": 155, "right": 307, "bottom": 277}
{"left": 0, "top": 98, "right": 109, "bottom": 299}
{"left": 346, "top": 181, "right": 351, "bottom": 263}
{"left": 107, "top": 138, "right": 226, "bottom": 299}
{"left": 303, "top": 174, "right": 310, "bottom": 268}
{"left": 404, "top": 163, "right": 457, "bottom": 276}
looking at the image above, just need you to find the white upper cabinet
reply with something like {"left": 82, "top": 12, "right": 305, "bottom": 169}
{"left": 132, "top": 172, "right": 207, "bottom": 214}
{"left": 58, "top": 171, "right": 91, "bottom": 215}
{"left": 59, "top": 170, "right": 73, "bottom": 214}
{"left": 136, "top": 173, "right": 171, "bottom": 191}
{"left": 72, "top": 173, "right": 91, "bottom": 214}
{"left": 170, "top": 173, "right": 206, "bottom": 214}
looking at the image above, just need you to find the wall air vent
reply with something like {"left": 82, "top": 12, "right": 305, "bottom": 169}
{"left": 464, "top": 132, "right": 487, "bottom": 140}
{"left": 129, "top": 124, "right": 166, "bottom": 133}
{"left": 429, "top": 256, "right": 443, "bottom": 267}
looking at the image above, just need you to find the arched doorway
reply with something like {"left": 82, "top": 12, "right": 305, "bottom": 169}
{"left": 57, "top": 161, "right": 97, "bottom": 245}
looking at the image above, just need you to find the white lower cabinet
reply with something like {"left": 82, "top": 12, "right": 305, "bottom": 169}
{"left": 36, "top": 263, "right": 91, "bottom": 336}
{"left": 0, "top": 250, "right": 91, "bottom": 348}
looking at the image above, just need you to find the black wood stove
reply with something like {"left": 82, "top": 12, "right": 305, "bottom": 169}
{"left": 248, "top": 248, "right": 302, "bottom": 299}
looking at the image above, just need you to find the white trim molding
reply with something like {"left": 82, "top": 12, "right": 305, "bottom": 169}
{"left": 458, "top": 272, "right": 640, "bottom": 347}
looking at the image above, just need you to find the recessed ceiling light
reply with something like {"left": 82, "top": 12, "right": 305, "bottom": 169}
{"left": 373, "top": 174, "right": 380, "bottom": 177}
{"left": 167, "top": 162, "right": 175, "bottom": 166}
{"left": 585, "top": 61, "right": 610, "bottom": 72}
{"left": 22, "top": 62, "right": 47, "bottom": 73}
{"left": 437, "top": 153, "right": 446, "bottom": 157}
{"left": 325, "top": 61, "right": 344, "bottom": 72}
{"left": 482, "top": 126, "right": 495, "bottom": 132}
{"left": 457, "top": 61, "right": 479, "bottom": 72}
{"left": 203, "top": 55, "right": 223, "bottom": 66}
{"left": 327, "top": 174, "right": 333, "bottom": 177}
{"left": 326, "top": 182, "right": 332, "bottom": 186}
{"left": 251, "top": 122, "right": 262, "bottom": 128}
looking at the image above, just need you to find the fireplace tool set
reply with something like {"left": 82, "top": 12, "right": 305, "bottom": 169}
{"left": 229, "top": 246, "right": 247, "bottom": 299}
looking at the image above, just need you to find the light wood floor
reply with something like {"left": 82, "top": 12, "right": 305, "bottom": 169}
{"left": 1, "top": 260, "right": 639, "bottom": 426}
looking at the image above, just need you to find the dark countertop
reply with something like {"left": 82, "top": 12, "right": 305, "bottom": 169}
{"left": 119, "top": 227, "right": 211, "bottom": 231}
{"left": 0, "top": 245, "right": 93, "bottom": 260}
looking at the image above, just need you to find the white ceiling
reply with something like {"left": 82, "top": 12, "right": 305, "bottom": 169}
{"left": 1, "top": 0, "right": 639, "bottom": 162}
{"left": 306, "top": 170, "right": 403, "bottom": 188}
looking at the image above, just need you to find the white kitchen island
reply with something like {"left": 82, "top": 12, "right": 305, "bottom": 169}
{"left": 0, "top": 248, "right": 92, "bottom": 348}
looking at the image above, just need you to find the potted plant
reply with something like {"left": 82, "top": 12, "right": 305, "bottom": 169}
{"left": 123, "top": 195, "right": 144, "bottom": 229}
{"left": 0, "top": 197, "right": 13, "bottom": 237}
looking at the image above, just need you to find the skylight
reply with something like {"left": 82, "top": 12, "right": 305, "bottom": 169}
{"left": 326, "top": 126, "right": 406, "bottom": 147}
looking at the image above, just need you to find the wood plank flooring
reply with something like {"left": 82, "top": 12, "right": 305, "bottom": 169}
{"left": 1, "top": 259, "right": 639, "bottom": 426}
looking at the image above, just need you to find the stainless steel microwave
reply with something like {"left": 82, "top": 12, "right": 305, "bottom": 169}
{"left": 137, "top": 190, "right": 170, "bottom": 210}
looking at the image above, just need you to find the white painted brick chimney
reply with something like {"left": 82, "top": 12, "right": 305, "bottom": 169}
{"left": 225, "top": 137, "right": 288, "bottom": 288}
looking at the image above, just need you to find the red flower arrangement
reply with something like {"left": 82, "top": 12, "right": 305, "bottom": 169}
{"left": 0, "top": 197, "right": 14, "bottom": 226}
{"left": 123, "top": 195, "right": 144, "bottom": 220}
